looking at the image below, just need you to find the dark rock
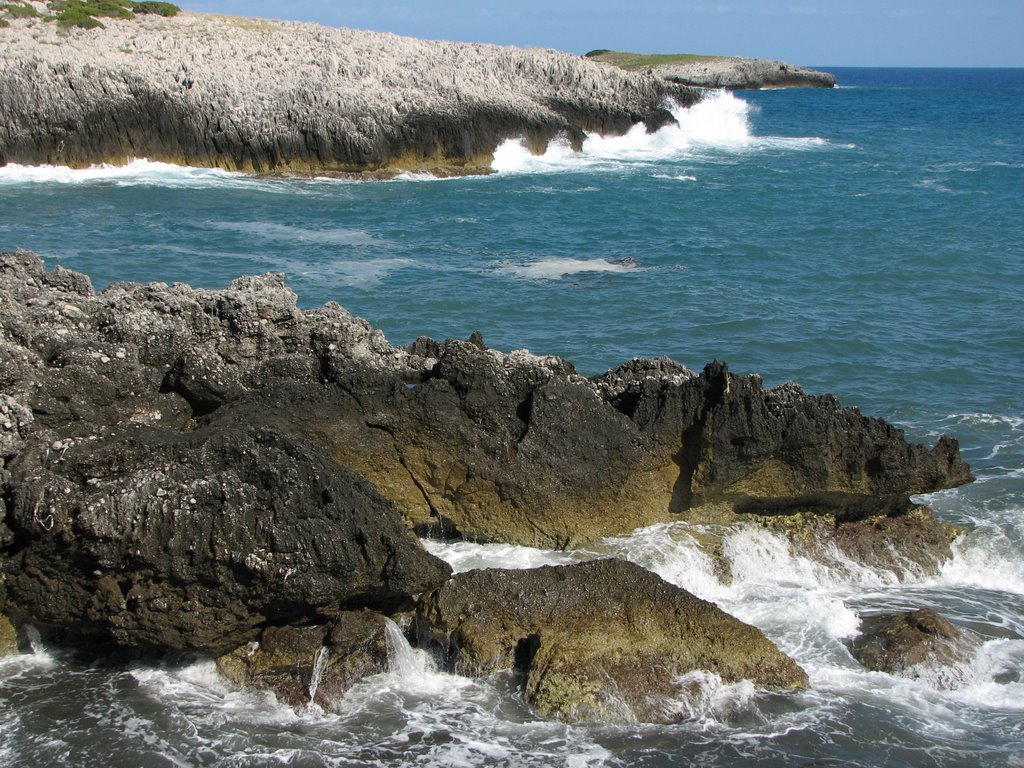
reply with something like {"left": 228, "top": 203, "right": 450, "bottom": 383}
{"left": 417, "top": 559, "right": 807, "bottom": 723}
{"left": 2, "top": 423, "right": 451, "bottom": 655}
{"left": 217, "top": 609, "right": 393, "bottom": 708}
{"left": 846, "top": 608, "right": 982, "bottom": 688}
{"left": 1, "top": 249, "right": 974, "bottom": 566}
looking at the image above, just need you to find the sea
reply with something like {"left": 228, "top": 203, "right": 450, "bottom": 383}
{"left": 0, "top": 67, "right": 1022, "bottom": 767}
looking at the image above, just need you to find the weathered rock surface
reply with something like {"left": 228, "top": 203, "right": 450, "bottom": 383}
{"left": 0, "top": 12, "right": 697, "bottom": 175}
{"left": 846, "top": 609, "right": 982, "bottom": 689}
{"left": 0, "top": 613, "right": 17, "bottom": 657}
{"left": 216, "top": 609, "right": 393, "bottom": 708}
{"left": 2, "top": 422, "right": 450, "bottom": 654}
{"left": 653, "top": 57, "right": 835, "bottom": 90}
{"left": 585, "top": 51, "right": 835, "bottom": 90}
{"left": 0, "top": 248, "right": 972, "bottom": 562}
{"left": 417, "top": 559, "right": 808, "bottom": 722}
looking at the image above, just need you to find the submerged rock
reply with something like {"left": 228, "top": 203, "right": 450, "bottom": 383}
{"left": 217, "top": 610, "right": 393, "bottom": 709}
{"left": 417, "top": 559, "right": 807, "bottom": 723}
{"left": 846, "top": 608, "right": 982, "bottom": 689}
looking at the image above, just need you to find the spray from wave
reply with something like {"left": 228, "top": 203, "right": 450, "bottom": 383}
{"left": 491, "top": 91, "right": 830, "bottom": 175}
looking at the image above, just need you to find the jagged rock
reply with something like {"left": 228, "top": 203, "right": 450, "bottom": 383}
{"left": 0, "top": 13, "right": 697, "bottom": 175}
{"left": 846, "top": 609, "right": 982, "bottom": 689}
{"left": 1, "top": 423, "right": 451, "bottom": 655}
{"left": 217, "top": 610, "right": 393, "bottom": 709}
{"left": 417, "top": 559, "right": 808, "bottom": 723}
{"left": 0, "top": 250, "right": 973, "bottom": 562}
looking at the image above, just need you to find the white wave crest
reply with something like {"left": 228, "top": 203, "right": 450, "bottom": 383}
{"left": 935, "top": 531, "right": 1024, "bottom": 595}
{"left": 491, "top": 91, "right": 830, "bottom": 175}
{"left": 0, "top": 159, "right": 249, "bottom": 187}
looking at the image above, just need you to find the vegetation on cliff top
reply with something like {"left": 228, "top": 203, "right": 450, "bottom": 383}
{"left": 584, "top": 50, "right": 726, "bottom": 70}
{"left": 0, "top": 0, "right": 179, "bottom": 29}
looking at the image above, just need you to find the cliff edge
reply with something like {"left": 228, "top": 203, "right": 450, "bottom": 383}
{"left": 0, "top": 12, "right": 698, "bottom": 175}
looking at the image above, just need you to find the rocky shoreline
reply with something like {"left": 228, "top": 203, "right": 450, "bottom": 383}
{"left": 585, "top": 50, "right": 836, "bottom": 90}
{"left": 0, "top": 11, "right": 697, "bottom": 176}
{"left": 0, "top": 250, "right": 974, "bottom": 721}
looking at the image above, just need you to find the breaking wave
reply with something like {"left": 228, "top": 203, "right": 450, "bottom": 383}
{"left": 491, "top": 91, "right": 832, "bottom": 175}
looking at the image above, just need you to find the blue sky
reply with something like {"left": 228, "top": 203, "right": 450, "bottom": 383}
{"left": 180, "top": 1, "right": 1023, "bottom": 67}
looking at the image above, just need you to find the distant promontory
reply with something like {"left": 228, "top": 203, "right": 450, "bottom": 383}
{"left": 585, "top": 50, "right": 836, "bottom": 90}
{"left": 0, "top": 10, "right": 699, "bottom": 175}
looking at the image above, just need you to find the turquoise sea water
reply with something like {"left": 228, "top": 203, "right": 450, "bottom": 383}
{"left": 1, "top": 68, "right": 1023, "bottom": 767}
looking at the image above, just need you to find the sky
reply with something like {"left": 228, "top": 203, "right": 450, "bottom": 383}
{"left": 179, "top": 1, "right": 1023, "bottom": 68}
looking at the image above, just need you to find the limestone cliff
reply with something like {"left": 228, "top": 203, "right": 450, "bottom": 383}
{"left": 0, "top": 12, "right": 697, "bottom": 174}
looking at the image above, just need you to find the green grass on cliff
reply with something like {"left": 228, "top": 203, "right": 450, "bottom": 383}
{"left": 0, "top": 0, "right": 179, "bottom": 29}
{"left": 584, "top": 50, "right": 725, "bottom": 70}
{"left": 1, "top": 2, "right": 39, "bottom": 19}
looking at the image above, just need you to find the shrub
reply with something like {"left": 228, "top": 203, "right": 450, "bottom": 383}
{"left": 2, "top": 2, "right": 40, "bottom": 18}
{"left": 132, "top": 1, "right": 178, "bottom": 16}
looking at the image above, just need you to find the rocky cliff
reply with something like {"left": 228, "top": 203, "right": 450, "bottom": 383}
{"left": 0, "top": 12, "right": 697, "bottom": 175}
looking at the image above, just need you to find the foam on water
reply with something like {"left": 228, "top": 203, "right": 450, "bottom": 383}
{"left": 205, "top": 220, "right": 383, "bottom": 247}
{"left": 495, "top": 256, "right": 642, "bottom": 280}
{"left": 0, "top": 159, "right": 250, "bottom": 188}
{"left": 422, "top": 538, "right": 579, "bottom": 573}
{"left": 491, "top": 91, "right": 831, "bottom": 175}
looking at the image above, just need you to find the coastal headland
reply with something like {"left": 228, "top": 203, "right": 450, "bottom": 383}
{"left": 0, "top": 9, "right": 699, "bottom": 175}
{"left": 0, "top": 251, "right": 973, "bottom": 720}
{"left": 585, "top": 50, "right": 836, "bottom": 90}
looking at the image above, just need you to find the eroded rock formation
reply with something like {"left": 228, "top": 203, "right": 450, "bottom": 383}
{"left": 0, "top": 12, "right": 697, "bottom": 174}
{"left": 0, "top": 249, "right": 976, "bottom": 715}
{"left": 216, "top": 610, "right": 394, "bottom": 708}
{"left": 417, "top": 559, "right": 808, "bottom": 722}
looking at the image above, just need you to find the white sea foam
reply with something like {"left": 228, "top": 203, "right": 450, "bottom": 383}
{"left": 491, "top": 91, "right": 831, "bottom": 175}
{"left": 205, "top": 220, "right": 382, "bottom": 247}
{"left": 0, "top": 159, "right": 249, "bottom": 187}
{"left": 934, "top": 531, "right": 1024, "bottom": 596}
{"left": 496, "top": 257, "right": 642, "bottom": 280}
{"left": 422, "top": 538, "right": 579, "bottom": 574}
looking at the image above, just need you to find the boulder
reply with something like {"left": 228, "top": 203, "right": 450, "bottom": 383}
{"left": 846, "top": 608, "right": 982, "bottom": 688}
{"left": 417, "top": 559, "right": 807, "bottom": 723}
{"left": 1, "top": 423, "right": 451, "bottom": 655}
{"left": 216, "top": 610, "right": 393, "bottom": 709}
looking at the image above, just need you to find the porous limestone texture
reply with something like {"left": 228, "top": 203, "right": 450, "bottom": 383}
{"left": 0, "top": 11, "right": 697, "bottom": 174}
{"left": 417, "top": 559, "right": 808, "bottom": 722}
{"left": 0, "top": 249, "right": 972, "bottom": 561}
{"left": 652, "top": 57, "right": 835, "bottom": 89}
